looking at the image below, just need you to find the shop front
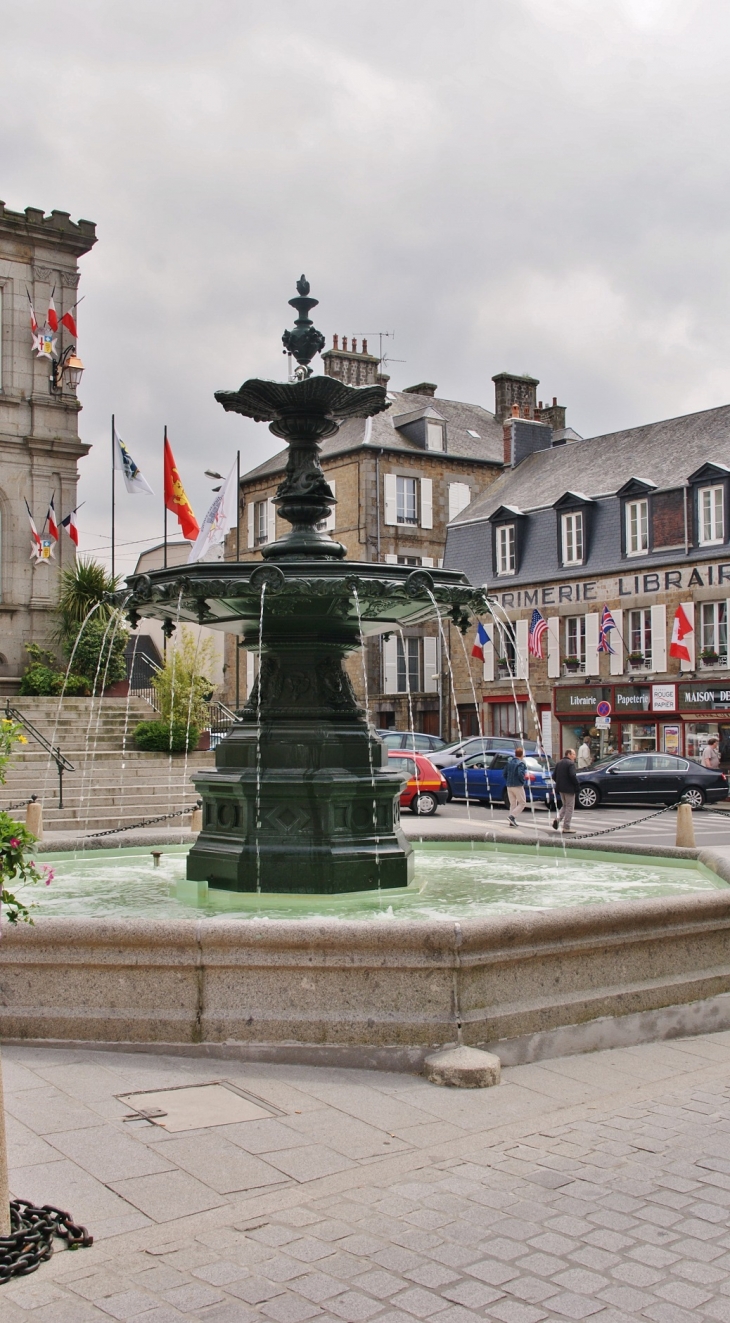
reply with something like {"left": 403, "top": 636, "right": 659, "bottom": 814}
{"left": 554, "top": 681, "right": 730, "bottom": 764}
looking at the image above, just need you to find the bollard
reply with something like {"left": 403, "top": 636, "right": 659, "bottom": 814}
{"left": 675, "top": 802, "right": 696, "bottom": 848}
{"left": 25, "top": 797, "right": 43, "bottom": 840}
{"left": 151, "top": 851, "right": 162, "bottom": 868}
{"left": 190, "top": 803, "right": 203, "bottom": 833}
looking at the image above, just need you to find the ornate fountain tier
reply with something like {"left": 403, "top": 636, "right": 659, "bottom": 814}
{"left": 121, "top": 278, "right": 488, "bottom": 895}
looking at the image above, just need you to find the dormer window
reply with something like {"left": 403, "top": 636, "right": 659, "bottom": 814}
{"left": 496, "top": 524, "right": 515, "bottom": 575}
{"left": 425, "top": 421, "right": 445, "bottom": 451}
{"left": 699, "top": 485, "right": 724, "bottom": 545}
{"left": 561, "top": 511, "right": 583, "bottom": 565}
{"left": 626, "top": 499, "right": 649, "bottom": 556}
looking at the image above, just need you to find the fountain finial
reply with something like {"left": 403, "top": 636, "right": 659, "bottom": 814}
{"left": 282, "top": 274, "right": 325, "bottom": 376}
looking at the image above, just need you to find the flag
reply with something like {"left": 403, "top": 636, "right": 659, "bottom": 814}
{"left": 164, "top": 436, "right": 200, "bottom": 540}
{"left": 669, "top": 604, "right": 693, "bottom": 662}
{"left": 27, "top": 289, "right": 38, "bottom": 333}
{"left": 113, "top": 422, "right": 154, "bottom": 495}
{"left": 61, "top": 509, "right": 79, "bottom": 547}
{"left": 528, "top": 608, "right": 548, "bottom": 658}
{"left": 598, "top": 604, "right": 617, "bottom": 654}
{"left": 46, "top": 496, "right": 59, "bottom": 541}
{"left": 47, "top": 293, "right": 58, "bottom": 332}
{"left": 187, "top": 458, "right": 238, "bottom": 563}
{"left": 25, "top": 499, "right": 42, "bottom": 556}
{"left": 471, "top": 621, "right": 490, "bottom": 661}
{"left": 61, "top": 309, "right": 77, "bottom": 337}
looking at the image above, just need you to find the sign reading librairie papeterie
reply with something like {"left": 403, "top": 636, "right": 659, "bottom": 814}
{"left": 554, "top": 686, "right": 611, "bottom": 714}
{"left": 678, "top": 683, "right": 730, "bottom": 711}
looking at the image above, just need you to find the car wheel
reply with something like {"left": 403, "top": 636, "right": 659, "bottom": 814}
{"left": 679, "top": 786, "right": 705, "bottom": 810}
{"left": 577, "top": 784, "right": 600, "bottom": 809}
{"left": 445, "top": 784, "right": 453, "bottom": 802}
{"left": 411, "top": 792, "right": 438, "bottom": 816}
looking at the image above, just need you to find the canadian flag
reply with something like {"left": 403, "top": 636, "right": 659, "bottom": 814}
{"left": 47, "top": 294, "right": 59, "bottom": 332}
{"left": 669, "top": 604, "right": 694, "bottom": 662}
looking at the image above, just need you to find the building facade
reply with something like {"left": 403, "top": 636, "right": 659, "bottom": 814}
{"left": 0, "top": 201, "right": 96, "bottom": 691}
{"left": 445, "top": 396, "right": 730, "bottom": 763}
{"left": 225, "top": 343, "right": 554, "bottom": 731}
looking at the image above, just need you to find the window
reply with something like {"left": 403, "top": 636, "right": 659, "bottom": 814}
{"left": 561, "top": 511, "right": 583, "bottom": 565}
{"left": 699, "top": 485, "right": 724, "bottom": 545}
{"left": 397, "top": 556, "right": 421, "bottom": 566}
{"left": 425, "top": 421, "right": 444, "bottom": 451}
{"left": 626, "top": 499, "right": 649, "bottom": 555}
{"left": 496, "top": 524, "right": 515, "bottom": 575}
{"left": 565, "top": 616, "right": 586, "bottom": 663}
{"left": 255, "top": 500, "right": 269, "bottom": 545}
{"left": 396, "top": 476, "right": 418, "bottom": 525}
{"left": 700, "top": 601, "right": 727, "bottom": 660}
{"left": 629, "top": 608, "right": 652, "bottom": 663}
{"left": 491, "top": 701, "right": 527, "bottom": 739}
{"left": 467, "top": 429, "right": 480, "bottom": 439}
{"left": 396, "top": 637, "right": 421, "bottom": 692}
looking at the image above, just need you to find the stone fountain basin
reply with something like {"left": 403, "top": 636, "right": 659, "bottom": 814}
{"left": 3, "top": 839, "right": 730, "bottom": 1071}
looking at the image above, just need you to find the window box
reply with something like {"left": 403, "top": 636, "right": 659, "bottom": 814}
{"left": 497, "top": 659, "right": 512, "bottom": 678}
{"left": 564, "top": 656, "right": 582, "bottom": 673}
{"left": 700, "top": 648, "right": 720, "bottom": 666}
{"left": 628, "top": 651, "right": 645, "bottom": 668}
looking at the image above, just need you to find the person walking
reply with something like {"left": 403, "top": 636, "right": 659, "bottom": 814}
{"left": 505, "top": 746, "right": 528, "bottom": 827}
{"left": 577, "top": 736, "right": 593, "bottom": 770}
{"left": 701, "top": 737, "right": 721, "bottom": 770}
{"left": 553, "top": 747, "right": 579, "bottom": 833}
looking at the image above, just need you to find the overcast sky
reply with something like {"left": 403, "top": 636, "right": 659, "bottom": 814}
{"left": 1, "top": 0, "right": 728, "bottom": 572}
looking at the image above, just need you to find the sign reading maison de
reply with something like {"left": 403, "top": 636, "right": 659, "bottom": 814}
{"left": 493, "top": 562, "right": 730, "bottom": 609}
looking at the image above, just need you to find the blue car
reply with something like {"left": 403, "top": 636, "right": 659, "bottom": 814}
{"left": 443, "top": 750, "right": 559, "bottom": 811}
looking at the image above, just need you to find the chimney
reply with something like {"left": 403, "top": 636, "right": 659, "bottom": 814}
{"left": 403, "top": 382, "right": 437, "bottom": 398}
{"left": 321, "top": 334, "right": 381, "bottom": 387}
{"left": 540, "top": 396, "right": 567, "bottom": 430}
{"left": 503, "top": 415, "right": 553, "bottom": 467}
{"left": 492, "top": 372, "right": 539, "bottom": 424}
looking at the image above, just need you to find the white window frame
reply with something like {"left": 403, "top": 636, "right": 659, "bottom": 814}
{"left": 396, "top": 476, "right": 418, "bottom": 526}
{"left": 425, "top": 421, "right": 444, "bottom": 451}
{"left": 396, "top": 636, "right": 421, "bottom": 693}
{"left": 255, "top": 499, "right": 268, "bottom": 546}
{"left": 628, "top": 607, "right": 652, "bottom": 666}
{"left": 700, "top": 601, "right": 728, "bottom": 661}
{"left": 316, "top": 478, "right": 336, "bottom": 532}
{"left": 496, "top": 524, "right": 515, "bottom": 576}
{"left": 626, "top": 498, "right": 649, "bottom": 556}
{"left": 561, "top": 510, "right": 583, "bottom": 565}
{"left": 565, "top": 615, "right": 586, "bottom": 666}
{"left": 448, "top": 482, "right": 471, "bottom": 523}
{"left": 699, "top": 485, "right": 724, "bottom": 546}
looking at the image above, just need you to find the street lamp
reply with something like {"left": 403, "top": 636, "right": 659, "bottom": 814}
{"left": 50, "top": 346, "right": 84, "bottom": 395}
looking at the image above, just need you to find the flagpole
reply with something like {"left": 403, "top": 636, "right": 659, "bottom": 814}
{"left": 163, "top": 425, "right": 168, "bottom": 570}
{"left": 235, "top": 449, "right": 241, "bottom": 710}
{"left": 111, "top": 412, "right": 115, "bottom": 579}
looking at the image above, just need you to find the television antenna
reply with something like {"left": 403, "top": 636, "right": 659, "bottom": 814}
{"left": 354, "top": 330, "right": 398, "bottom": 364}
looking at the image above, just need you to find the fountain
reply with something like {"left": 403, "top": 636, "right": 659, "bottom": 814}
{"left": 122, "top": 278, "right": 488, "bottom": 894}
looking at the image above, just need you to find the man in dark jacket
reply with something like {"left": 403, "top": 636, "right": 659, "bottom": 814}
{"left": 504, "top": 747, "right": 527, "bottom": 827}
{"left": 553, "top": 748, "right": 579, "bottom": 832}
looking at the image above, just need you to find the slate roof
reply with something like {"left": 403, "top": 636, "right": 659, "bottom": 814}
{"left": 239, "top": 387, "right": 504, "bottom": 483}
{"left": 450, "top": 402, "right": 730, "bottom": 526}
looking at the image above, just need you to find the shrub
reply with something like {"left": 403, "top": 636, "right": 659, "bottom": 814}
{"left": 152, "top": 627, "right": 216, "bottom": 728}
{"left": 19, "top": 646, "right": 90, "bottom": 696}
{"left": 70, "top": 616, "right": 128, "bottom": 688}
{"left": 0, "top": 722, "right": 51, "bottom": 924}
{"left": 133, "top": 720, "right": 200, "bottom": 753}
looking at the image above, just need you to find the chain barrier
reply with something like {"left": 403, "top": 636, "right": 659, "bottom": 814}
{"left": 0, "top": 1200, "right": 92, "bottom": 1283}
{"left": 0, "top": 801, "right": 32, "bottom": 814}
{"left": 83, "top": 805, "right": 199, "bottom": 839}
{"left": 567, "top": 803, "right": 676, "bottom": 841}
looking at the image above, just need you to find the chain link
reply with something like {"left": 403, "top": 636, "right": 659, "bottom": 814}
{"left": 0, "top": 1199, "right": 92, "bottom": 1283}
{"left": 567, "top": 803, "right": 675, "bottom": 841}
{"left": 0, "top": 801, "right": 33, "bottom": 814}
{"left": 83, "top": 805, "right": 199, "bottom": 839}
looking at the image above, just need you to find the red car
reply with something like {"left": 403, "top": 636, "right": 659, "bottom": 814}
{"left": 388, "top": 750, "right": 449, "bottom": 816}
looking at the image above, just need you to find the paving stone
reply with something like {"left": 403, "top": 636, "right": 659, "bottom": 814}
{"left": 328, "top": 1291, "right": 387, "bottom": 1321}
{"left": 261, "top": 1294, "right": 325, "bottom": 1322}
{"left": 484, "top": 1301, "right": 548, "bottom": 1323}
{"left": 390, "top": 1286, "right": 451, "bottom": 1317}
{"left": 543, "top": 1293, "right": 605, "bottom": 1318}
{"left": 441, "top": 1280, "right": 505, "bottom": 1307}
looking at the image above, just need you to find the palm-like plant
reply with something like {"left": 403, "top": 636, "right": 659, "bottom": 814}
{"left": 55, "top": 558, "right": 120, "bottom": 646}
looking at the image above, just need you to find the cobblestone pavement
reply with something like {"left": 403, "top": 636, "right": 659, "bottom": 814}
{"left": 409, "top": 801, "right": 730, "bottom": 849}
{"left": 7, "top": 1036, "right": 730, "bottom": 1320}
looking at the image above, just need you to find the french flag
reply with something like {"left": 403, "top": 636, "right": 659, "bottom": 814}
{"left": 47, "top": 293, "right": 59, "bottom": 333}
{"left": 46, "top": 497, "right": 59, "bottom": 541}
{"left": 62, "top": 508, "right": 79, "bottom": 547}
{"left": 471, "top": 621, "right": 490, "bottom": 661}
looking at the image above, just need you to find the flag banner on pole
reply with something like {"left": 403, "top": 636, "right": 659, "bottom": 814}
{"left": 164, "top": 436, "right": 200, "bottom": 540}
{"left": 47, "top": 293, "right": 58, "bottom": 332}
{"left": 61, "top": 309, "right": 77, "bottom": 336}
{"left": 528, "top": 608, "right": 548, "bottom": 658}
{"left": 669, "top": 604, "right": 693, "bottom": 661}
{"left": 598, "top": 604, "right": 617, "bottom": 654}
{"left": 61, "top": 509, "right": 79, "bottom": 547}
{"left": 471, "top": 621, "right": 490, "bottom": 661}
{"left": 26, "top": 289, "right": 38, "bottom": 333}
{"left": 113, "top": 422, "right": 154, "bottom": 495}
{"left": 46, "top": 496, "right": 59, "bottom": 541}
{"left": 25, "top": 499, "right": 42, "bottom": 555}
{"left": 187, "top": 459, "right": 238, "bottom": 563}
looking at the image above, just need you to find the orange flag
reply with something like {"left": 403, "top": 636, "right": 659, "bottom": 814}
{"left": 164, "top": 436, "right": 199, "bottom": 540}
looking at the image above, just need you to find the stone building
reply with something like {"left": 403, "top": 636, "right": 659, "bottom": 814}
{"left": 226, "top": 343, "right": 555, "bottom": 733}
{"left": 0, "top": 201, "right": 96, "bottom": 692}
{"left": 445, "top": 393, "right": 730, "bottom": 763}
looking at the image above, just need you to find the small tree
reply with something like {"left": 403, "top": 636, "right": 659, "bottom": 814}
{"left": 153, "top": 628, "right": 216, "bottom": 728}
{"left": 56, "top": 558, "right": 119, "bottom": 645}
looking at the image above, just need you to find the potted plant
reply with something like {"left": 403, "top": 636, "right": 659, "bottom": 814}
{"left": 497, "top": 658, "right": 511, "bottom": 678}
{"left": 628, "top": 651, "right": 644, "bottom": 668}
{"left": 564, "top": 656, "right": 581, "bottom": 673}
{"left": 701, "top": 647, "right": 719, "bottom": 665}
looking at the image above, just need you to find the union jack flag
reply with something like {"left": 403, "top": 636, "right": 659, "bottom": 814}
{"left": 528, "top": 608, "right": 548, "bottom": 658}
{"left": 598, "top": 604, "right": 617, "bottom": 654}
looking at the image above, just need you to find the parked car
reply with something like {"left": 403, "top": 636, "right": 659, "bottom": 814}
{"left": 443, "top": 750, "right": 558, "bottom": 811}
{"left": 430, "top": 734, "right": 538, "bottom": 769}
{"left": 387, "top": 750, "right": 449, "bottom": 815}
{"left": 576, "top": 753, "right": 728, "bottom": 810}
{"left": 377, "top": 730, "right": 447, "bottom": 754}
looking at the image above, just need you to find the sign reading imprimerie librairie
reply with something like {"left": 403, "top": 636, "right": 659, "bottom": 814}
{"left": 493, "top": 561, "right": 730, "bottom": 609}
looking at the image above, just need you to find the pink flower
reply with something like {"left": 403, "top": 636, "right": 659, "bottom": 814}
{"left": 8, "top": 838, "right": 19, "bottom": 848}
{"left": 43, "top": 868, "right": 54, "bottom": 886}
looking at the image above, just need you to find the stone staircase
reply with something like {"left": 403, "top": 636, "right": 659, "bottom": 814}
{"left": 0, "top": 697, "right": 215, "bottom": 833}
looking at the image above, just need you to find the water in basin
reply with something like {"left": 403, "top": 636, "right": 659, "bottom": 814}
{"left": 17, "top": 843, "right": 725, "bottom": 921}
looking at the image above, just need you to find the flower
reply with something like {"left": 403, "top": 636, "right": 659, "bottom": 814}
{"left": 43, "top": 867, "right": 54, "bottom": 886}
{"left": 18, "top": 736, "right": 27, "bottom": 744}
{"left": 8, "top": 838, "right": 19, "bottom": 848}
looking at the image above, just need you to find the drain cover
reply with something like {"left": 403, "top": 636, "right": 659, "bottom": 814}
{"left": 119, "top": 1082, "right": 275, "bottom": 1132}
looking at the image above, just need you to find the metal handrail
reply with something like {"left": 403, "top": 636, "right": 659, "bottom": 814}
{"left": 4, "top": 700, "right": 75, "bottom": 809}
